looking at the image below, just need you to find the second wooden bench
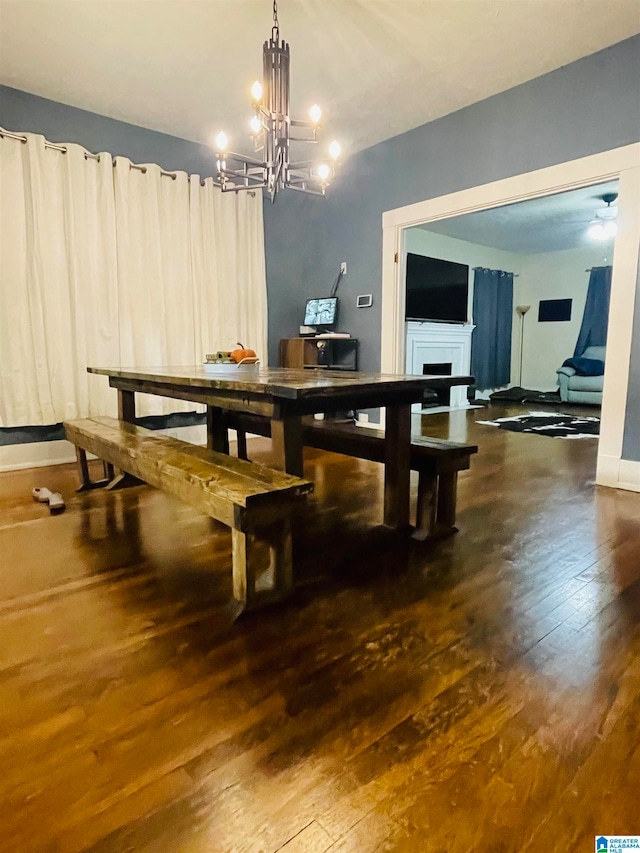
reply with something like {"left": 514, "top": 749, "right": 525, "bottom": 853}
{"left": 226, "top": 413, "right": 477, "bottom": 539}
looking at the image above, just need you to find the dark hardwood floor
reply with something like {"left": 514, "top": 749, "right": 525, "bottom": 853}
{"left": 1, "top": 403, "right": 639, "bottom": 852}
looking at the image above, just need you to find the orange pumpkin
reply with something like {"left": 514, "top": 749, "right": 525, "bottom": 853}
{"left": 230, "top": 342, "right": 257, "bottom": 363}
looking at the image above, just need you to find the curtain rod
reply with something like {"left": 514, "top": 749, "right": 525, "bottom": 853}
{"left": 1, "top": 126, "right": 255, "bottom": 194}
{"left": 1, "top": 127, "right": 177, "bottom": 181}
{"left": 472, "top": 266, "right": 519, "bottom": 277}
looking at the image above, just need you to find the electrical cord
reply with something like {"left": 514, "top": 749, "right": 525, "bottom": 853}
{"left": 329, "top": 269, "right": 343, "bottom": 298}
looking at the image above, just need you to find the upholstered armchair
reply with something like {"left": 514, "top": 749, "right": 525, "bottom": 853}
{"left": 556, "top": 345, "right": 606, "bottom": 405}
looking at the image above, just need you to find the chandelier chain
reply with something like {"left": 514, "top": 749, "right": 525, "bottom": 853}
{"left": 272, "top": 0, "right": 279, "bottom": 39}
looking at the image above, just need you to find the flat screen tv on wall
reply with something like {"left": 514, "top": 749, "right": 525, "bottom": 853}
{"left": 405, "top": 254, "right": 469, "bottom": 323}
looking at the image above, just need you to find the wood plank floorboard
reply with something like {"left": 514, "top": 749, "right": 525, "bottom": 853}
{"left": 1, "top": 402, "right": 639, "bottom": 852}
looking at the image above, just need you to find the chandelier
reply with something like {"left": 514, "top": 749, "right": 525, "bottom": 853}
{"left": 214, "top": 0, "right": 341, "bottom": 201}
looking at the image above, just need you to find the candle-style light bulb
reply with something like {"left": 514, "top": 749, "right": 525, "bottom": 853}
{"left": 250, "top": 115, "right": 262, "bottom": 134}
{"left": 309, "top": 104, "right": 322, "bottom": 124}
{"left": 316, "top": 163, "right": 330, "bottom": 182}
{"left": 251, "top": 80, "right": 263, "bottom": 102}
{"left": 215, "top": 131, "right": 228, "bottom": 152}
{"left": 328, "top": 140, "right": 341, "bottom": 160}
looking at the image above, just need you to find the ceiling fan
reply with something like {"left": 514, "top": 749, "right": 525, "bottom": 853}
{"left": 587, "top": 192, "right": 618, "bottom": 241}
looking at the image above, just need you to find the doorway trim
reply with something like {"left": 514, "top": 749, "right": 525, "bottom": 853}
{"left": 381, "top": 143, "right": 640, "bottom": 492}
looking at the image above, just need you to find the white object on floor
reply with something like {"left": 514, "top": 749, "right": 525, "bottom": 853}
{"left": 32, "top": 486, "right": 54, "bottom": 502}
{"left": 48, "top": 492, "right": 65, "bottom": 513}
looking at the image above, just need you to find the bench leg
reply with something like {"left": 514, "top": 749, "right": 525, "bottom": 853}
{"left": 76, "top": 447, "right": 92, "bottom": 490}
{"left": 74, "top": 445, "right": 142, "bottom": 492}
{"left": 105, "top": 472, "right": 145, "bottom": 490}
{"left": 434, "top": 471, "right": 458, "bottom": 537}
{"left": 414, "top": 470, "right": 460, "bottom": 540}
{"left": 236, "top": 428, "right": 248, "bottom": 460}
{"left": 75, "top": 447, "right": 111, "bottom": 492}
{"left": 413, "top": 471, "right": 437, "bottom": 540}
{"left": 231, "top": 518, "right": 293, "bottom": 608}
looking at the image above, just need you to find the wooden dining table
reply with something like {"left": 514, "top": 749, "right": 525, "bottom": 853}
{"left": 88, "top": 365, "right": 473, "bottom": 530}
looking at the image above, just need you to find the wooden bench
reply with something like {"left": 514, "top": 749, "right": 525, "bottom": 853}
{"left": 226, "top": 412, "right": 477, "bottom": 540}
{"left": 64, "top": 417, "right": 313, "bottom": 608}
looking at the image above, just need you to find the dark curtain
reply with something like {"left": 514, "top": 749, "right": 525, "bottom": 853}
{"left": 471, "top": 268, "right": 514, "bottom": 391}
{"left": 573, "top": 265, "right": 612, "bottom": 356}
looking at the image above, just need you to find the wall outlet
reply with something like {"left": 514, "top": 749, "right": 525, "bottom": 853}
{"left": 340, "top": 262, "right": 347, "bottom": 275}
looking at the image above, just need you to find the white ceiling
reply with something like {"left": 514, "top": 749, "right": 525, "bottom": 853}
{"left": 1, "top": 0, "right": 639, "bottom": 155}
{"left": 413, "top": 180, "right": 620, "bottom": 254}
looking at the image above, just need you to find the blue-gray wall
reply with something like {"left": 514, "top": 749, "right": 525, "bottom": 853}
{"left": 2, "top": 37, "right": 639, "bottom": 459}
{"left": 263, "top": 35, "right": 640, "bottom": 460}
{"left": 0, "top": 85, "right": 218, "bottom": 177}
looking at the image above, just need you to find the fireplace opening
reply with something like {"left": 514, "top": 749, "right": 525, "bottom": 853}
{"left": 418, "top": 362, "right": 453, "bottom": 407}
{"left": 422, "top": 362, "right": 452, "bottom": 376}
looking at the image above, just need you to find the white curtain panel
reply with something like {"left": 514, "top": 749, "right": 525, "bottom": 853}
{"left": 0, "top": 132, "right": 267, "bottom": 425}
{"left": 190, "top": 177, "right": 267, "bottom": 369}
{"left": 0, "top": 134, "right": 120, "bottom": 424}
{"left": 113, "top": 158, "right": 196, "bottom": 417}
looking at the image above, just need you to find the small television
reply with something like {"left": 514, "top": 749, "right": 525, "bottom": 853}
{"left": 304, "top": 297, "right": 338, "bottom": 330}
{"left": 405, "top": 254, "right": 469, "bottom": 323}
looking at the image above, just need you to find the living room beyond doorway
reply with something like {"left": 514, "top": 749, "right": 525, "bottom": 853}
{"left": 400, "top": 179, "right": 622, "bottom": 462}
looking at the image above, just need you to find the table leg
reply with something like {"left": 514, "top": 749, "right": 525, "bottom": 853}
{"left": 384, "top": 403, "right": 412, "bottom": 529}
{"left": 271, "top": 415, "right": 304, "bottom": 477}
{"left": 118, "top": 389, "right": 136, "bottom": 423}
{"left": 206, "top": 406, "right": 229, "bottom": 453}
{"left": 435, "top": 386, "right": 451, "bottom": 407}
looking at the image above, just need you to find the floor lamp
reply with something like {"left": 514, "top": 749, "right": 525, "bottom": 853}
{"left": 516, "top": 305, "right": 531, "bottom": 387}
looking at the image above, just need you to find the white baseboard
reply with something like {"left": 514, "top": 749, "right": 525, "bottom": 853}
{"left": 596, "top": 453, "right": 640, "bottom": 492}
{"left": 0, "top": 424, "right": 217, "bottom": 472}
{"left": 617, "top": 459, "right": 640, "bottom": 492}
{"left": 356, "top": 414, "right": 384, "bottom": 431}
{"left": 0, "top": 440, "right": 78, "bottom": 471}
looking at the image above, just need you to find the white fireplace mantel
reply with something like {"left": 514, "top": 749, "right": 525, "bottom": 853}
{"left": 405, "top": 321, "right": 475, "bottom": 410}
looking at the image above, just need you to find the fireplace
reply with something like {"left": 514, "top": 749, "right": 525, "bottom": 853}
{"left": 406, "top": 321, "right": 474, "bottom": 411}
